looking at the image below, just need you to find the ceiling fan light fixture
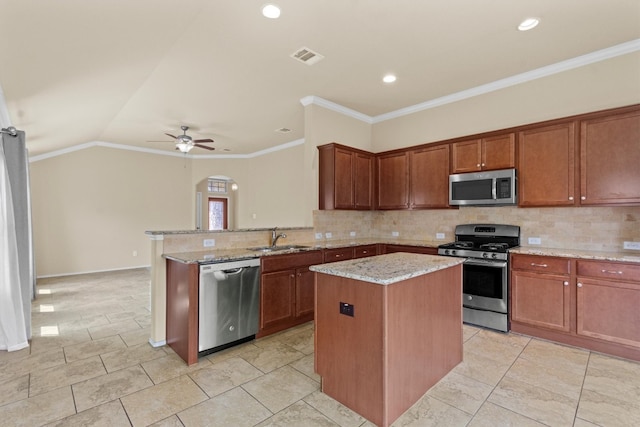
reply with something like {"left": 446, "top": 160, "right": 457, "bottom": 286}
{"left": 177, "top": 142, "right": 193, "bottom": 153}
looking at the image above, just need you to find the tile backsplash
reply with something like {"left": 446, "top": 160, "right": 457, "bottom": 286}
{"left": 314, "top": 206, "right": 640, "bottom": 252}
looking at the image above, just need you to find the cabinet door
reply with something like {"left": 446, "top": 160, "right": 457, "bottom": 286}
{"left": 451, "top": 139, "right": 481, "bottom": 173}
{"left": 576, "top": 278, "right": 640, "bottom": 348}
{"left": 295, "top": 267, "right": 315, "bottom": 318}
{"left": 518, "top": 122, "right": 576, "bottom": 206}
{"left": 354, "top": 152, "right": 374, "bottom": 209}
{"left": 511, "top": 270, "right": 571, "bottom": 332}
{"left": 482, "top": 133, "right": 515, "bottom": 171}
{"left": 260, "top": 270, "right": 295, "bottom": 330}
{"left": 334, "top": 147, "right": 355, "bottom": 209}
{"left": 376, "top": 151, "right": 409, "bottom": 209}
{"left": 580, "top": 109, "right": 640, "bottom": 205}
{"left": 410, "top": 144, "right": 450, "bottom": 208}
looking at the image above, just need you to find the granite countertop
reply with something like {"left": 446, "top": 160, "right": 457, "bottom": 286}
{"left": 510, "top": 247, "right": 640, "bottom": 264}
{"left": 145, "top": 226, "right": 313, "bottom": 236}
{"left": 309, "top": 252, "right": 464, "bottom": 285}
{"left": 162, "top": 238, "right": 442, "bottom": 264}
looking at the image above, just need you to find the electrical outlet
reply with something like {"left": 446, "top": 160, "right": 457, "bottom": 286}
{"left": 315, "top": 233, "right": 323, "bottom": 240}
{"left": 392, "top": 231, "right": 399, "bottom": 237}
{"left": 325, "top": 232, "right": 332, "bottom": 239}
{"left": 624, "top": 241, "right": 640, "bottom": 250}
{"left": 528, "top": 237, "right": 542, "bottom": 245}
{"left": 436, "top": 233, "right": 445, "bottom": 240}
{"left": 203, "top": 239, "right": 215, "bottom": 247}
{"left": 350, "top": 231, "right": 356, "bottom": 237}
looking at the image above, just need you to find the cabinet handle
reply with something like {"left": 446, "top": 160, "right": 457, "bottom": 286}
{"left": 362, "top": 250, "right": 368, "bottom": 254}
{"left": 476, "top": 163, "right": 481, "bottom": 168}
{"left": 581, "top": 196, "right": 586, "bottom": 201}
{"left": 481, "top": 163, "right": 485, "bottom": 167}
{"left": 601, "top": 269, "right": 623, "bottom": 275}
{"left": 530, "top": 263, "right": 548, "bottom": 268}
{"left": 563, "top": 281, "right": 569, "bottom": 286}
{"left": 577, "top": 282, "right": 583, "bottom": 288}
{"left": 568, "top": 196, "right": 574, "bottom": 201}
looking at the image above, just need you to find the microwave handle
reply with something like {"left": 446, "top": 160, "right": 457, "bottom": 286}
{"left": 492, "top": 178, "right": 497, "bottom": 200}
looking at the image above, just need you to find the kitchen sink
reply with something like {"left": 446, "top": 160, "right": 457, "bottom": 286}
{"left": 248, "top": 245, "right": 310, "bottom": 252}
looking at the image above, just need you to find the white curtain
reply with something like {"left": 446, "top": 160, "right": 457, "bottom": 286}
{"left": 0, "top": 130, "right": 32, "bottom": 351}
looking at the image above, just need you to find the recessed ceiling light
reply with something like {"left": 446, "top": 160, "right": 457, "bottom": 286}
{"left": 262, "top": 4, "right": 281, "bottom": 19}
{"left": 518, "top": 17, "right": 540, "bottom": 31}
{"left": 383, "top": 74, "right": 397, "bottom": 84}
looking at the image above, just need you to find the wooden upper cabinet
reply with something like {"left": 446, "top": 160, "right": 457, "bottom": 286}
{"left": 318, "top": 143, "right": 373, "bottom": 210}
{"left": 579, "top": 108, "right": 640, "bottom": 206}
{"left": 409, "top": 144, "right": 450, "bottom": 209}
{"left": 451, "top": 133, "right": 515, "bottom": 173}
{"left": 376, "top": 151, "right": 410, "bottom": 209}
{"left": 518, "top": 122, "right": 577, "bottom": 207}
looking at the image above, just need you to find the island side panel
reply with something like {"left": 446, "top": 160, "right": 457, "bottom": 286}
{"left": 315, "top": 273, "right": 385, "bottom": 426}
{"left": 385, "top": 264, "right": 463, "bottom": 424}
{"left": 166, "top": 259, "right": 199, "bottom": 365}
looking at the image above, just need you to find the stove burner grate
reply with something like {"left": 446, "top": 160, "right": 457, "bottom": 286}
{"left": 479, "top": 243, "right": 510, "bottom": 251}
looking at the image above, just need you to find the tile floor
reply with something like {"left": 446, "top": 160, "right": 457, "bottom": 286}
{"left": 1, "top": 268, "right": 639, "bottom": 426}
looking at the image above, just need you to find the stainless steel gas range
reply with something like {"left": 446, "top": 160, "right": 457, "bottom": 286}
{"left": 438, "top": 224, "right": 520, "bottom": 332}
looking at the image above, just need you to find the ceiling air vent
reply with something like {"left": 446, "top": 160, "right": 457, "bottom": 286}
{"left": 290, "top": 47, "right": 324, "bottom": 65}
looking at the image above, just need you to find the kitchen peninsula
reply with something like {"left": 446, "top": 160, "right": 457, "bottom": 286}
{"left": 311, "top": 253, "right": 464, "bottom": 427}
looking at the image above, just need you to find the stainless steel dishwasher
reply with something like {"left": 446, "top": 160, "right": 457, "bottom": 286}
{"left": 198, "top": 258, "right": 261, "bottom": 355}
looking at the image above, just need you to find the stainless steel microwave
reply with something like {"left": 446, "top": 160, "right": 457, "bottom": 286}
{"left": 449, "top": 168, "right": 517, "bottom": 206}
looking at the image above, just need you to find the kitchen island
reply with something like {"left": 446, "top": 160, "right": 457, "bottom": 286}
{"left": 311, "top": 253, "right": 464, "bottom": 427}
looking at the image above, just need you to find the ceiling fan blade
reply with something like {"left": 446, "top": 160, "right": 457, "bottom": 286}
{"left": 194, "top": 144, "right": 215, "bottom": 151}
{"left": 193, "top": 138, "right": 214, "bottom": 143}
{"left": 164, "top": 133, "right": 178, "bottom": 139}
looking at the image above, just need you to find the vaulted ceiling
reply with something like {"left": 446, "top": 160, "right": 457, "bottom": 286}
{"left": 1, "top": 0, "right": 638, "bottom": 157}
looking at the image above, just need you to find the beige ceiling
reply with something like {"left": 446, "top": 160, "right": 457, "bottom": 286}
{"left": 1, "top": 0, "right": 639, "bottom": 157}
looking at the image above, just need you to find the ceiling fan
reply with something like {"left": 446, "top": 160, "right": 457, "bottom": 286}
{"left": 160, "top": 125, "right": 215, "bottom": 153}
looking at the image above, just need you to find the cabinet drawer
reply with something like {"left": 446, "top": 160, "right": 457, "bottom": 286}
{"left": 324, "top": 247, "right": 354, "bottom": 263}
{"left": 354, "top": 244, "right": 378, "bottom": 258}
{"left": 511, "top": 254, "right": 571, "bottom": 275}
{"left": 261, "top": 250, "right": 323, "bottom": 273}
{"left": 577, "top": 260, "right": 640, "bottom": 283}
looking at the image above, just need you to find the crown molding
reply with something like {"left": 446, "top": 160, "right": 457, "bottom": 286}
{"left": 28, "top": 138, "right": 306, "bottom": 163}
{"left": 300, "top": 95, "right": 374, "bottom": 124}
{"left": 300, "top": 39, "right": 640, "bottom": 124}
{"left": 373, "top": 39, "right": 640, "bottom": 123}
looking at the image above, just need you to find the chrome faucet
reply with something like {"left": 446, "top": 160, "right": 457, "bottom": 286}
{"left": 271, "top": 227, "right": 287, "bottom": 247}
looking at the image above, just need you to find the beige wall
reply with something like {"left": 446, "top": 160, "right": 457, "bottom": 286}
{"left": 30, "top": 147, "right": 192, "bottom": 276}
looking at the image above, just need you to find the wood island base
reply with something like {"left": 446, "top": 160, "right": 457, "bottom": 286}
{"left": 314, "top": 263, "right": 463, "bottom": 427}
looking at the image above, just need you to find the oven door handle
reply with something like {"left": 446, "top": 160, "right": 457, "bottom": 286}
{"left": 463, "top": 258, "right": 507, "bottom": 268}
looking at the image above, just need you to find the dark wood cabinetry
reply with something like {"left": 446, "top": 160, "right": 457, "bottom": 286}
{"left": 518, "top": 122, "right": 577, "bottom": 207}
{"left": 318, "top": 143, "right": 374, "bottom": 210}
{"left": 576, "top": 260, "right": 640, "bottom": 349}
{"left": 451, "top": 133, "right": 515, "bottom": 173}
{"left": 511, "top": 255, "right": 571, "bottom": 332}
{"left": 511, "top": 254, "right": 640, "bottom": 361}
{"left": 376, "top": 151, "right": 410, "bottom": 209}
{"left": 383, "top": 244, "right": 437, "bottom": 255}
{"left": 579, "top": 108, "right": 640, "bottom": 205}
{"left": 258, "top": 250, "right": 323, "bottom": 337}
{"left": 165, "top": 259, "right": 199, "bottom": 365}
{"left": 409, "top": 144, "right": 450, "bottom": 209}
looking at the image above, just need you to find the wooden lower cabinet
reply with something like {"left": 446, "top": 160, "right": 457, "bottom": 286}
{"left": 576, "top": 260, "right": 640, "bottom": 349}
{"left": 259, "top": 250, "right": 323, "bottom": 337}
{"left": 510, "top": 254, "right": 640, "bottom": 361}
{"left": 383, "top": 244, "right": 437, "bottom": 255}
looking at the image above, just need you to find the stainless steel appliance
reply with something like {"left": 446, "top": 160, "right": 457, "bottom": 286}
{"left": 449, "top": 168, "right": 517, "bottom": 206}
{"left": 198, "top": 258, "right": 261, "bottom": 355}
{"left": 438, "top": 224, "right": 520, "bottom": 332}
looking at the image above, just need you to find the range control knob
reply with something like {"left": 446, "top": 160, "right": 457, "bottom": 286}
{"left": 451, "top": 250, "right": 457, "bottom": 255}
{"left": 444, "top": 249, "right": 450, "bottom": 255}
{"left": 492, "top": 253, "right": 498, "bottom": 259}
{"left": 482, "top": 252, "right": 489, "bottom": 258}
